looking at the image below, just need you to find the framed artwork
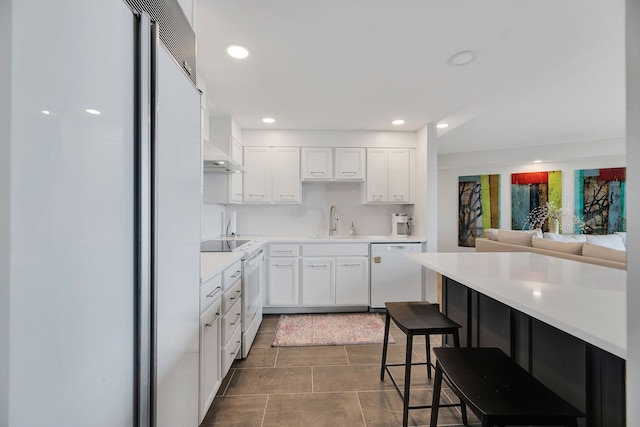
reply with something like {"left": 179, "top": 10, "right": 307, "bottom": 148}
{"left": 458, "top": 174, "right": 500, "bottom": 247}
{"left": 511, "top": 171, "right": 562, "bottom": 230}
{"left": 574, "top": 168, "right": 626, "bottom": 234}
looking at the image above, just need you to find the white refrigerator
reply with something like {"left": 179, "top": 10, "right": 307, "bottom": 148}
{"left": 4, "top": 1, "right": 201, "bottom": 426}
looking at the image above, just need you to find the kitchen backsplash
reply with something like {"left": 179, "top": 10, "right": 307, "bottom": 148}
{"left": 201, "top": 182, "right": 414, "bottom": 239}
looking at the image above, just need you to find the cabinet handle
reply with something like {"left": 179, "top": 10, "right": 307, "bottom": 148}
{"left": 340, "top": 264, "right": 360, "bottom": 267}
{"left": 230, "top": 313, "right": 241, "bottom": 325}
{"left": 340, "top": 171, "right": 357, "bottom": 175}
{"left": 205, "top": 312, "right": 220, "bottom": 327}
{"left": 310, "top": 171, "right": 325, "bottom": 175}
{"left": 248, "top": 194, "right": 264, "bottom": 199}
{"left": 206, "top": 286, "right": 221, "bottom": 297}
{"left": 394, "top": 195, "right": 404, "bottom": 200}
{"left": 310, "top": 264, "right": 328, "bottom": 268}
{"left": 274, "top": 263, "right": 293, "bottom": 268}
{"left": 372, "top": 195, "right": 383, "bottom": 201}
{"left": 274, "top": 250, "right": 293, "bottom": 254}
{"left": 230, "top": 271, "right": 241, "bottom": 278}
{"left": 279, "top": 194, "right": 295, "bottom": 199}
{"left": 233, "top": 193, "right": 242, "bottom": 197}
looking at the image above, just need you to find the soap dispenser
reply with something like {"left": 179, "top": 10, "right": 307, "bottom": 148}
{"left": 350, "top": 222, "right": 356, "bottom": 236}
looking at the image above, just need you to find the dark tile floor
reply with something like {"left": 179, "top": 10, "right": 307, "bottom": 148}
{"left": 200, "top": 314, "right": 480, "bottom": 427}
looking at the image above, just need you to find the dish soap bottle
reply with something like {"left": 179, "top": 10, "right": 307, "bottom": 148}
{"left": 350, "top": 222, "right": 356, "bottom": 236}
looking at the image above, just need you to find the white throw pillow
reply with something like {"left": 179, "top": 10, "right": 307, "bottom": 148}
{"left": 543, "top": 233, "right": 587, "bottom": 243}
{"left": 614, "top": 232, "right": 627, "bottom": 248}
{"left": 497, "top": 229, "right": 539, "bottom": 247}
{"left": 532, "top": 237, "right": 584, "bottom": 255}
{"left": 585, "top": 234, "right": 626, "bottom": 251}
{"left": 582, "top": 243, "right": 626, "bottom": 263}
{"left": 484, "top": 228, "right": 499, "bottom": 241}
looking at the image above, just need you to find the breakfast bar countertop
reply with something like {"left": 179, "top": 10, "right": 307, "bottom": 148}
{"left": 408, "top": 252, "right": 627, "bottom": 360}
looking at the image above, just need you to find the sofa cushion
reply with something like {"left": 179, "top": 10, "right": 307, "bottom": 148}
{"left": 532, "top": 237, "right": 584, "bottom": 255}
{"left": 497, "top": 229, "right": 540, "bottom": 247}
{"left": 585, "top": 234, "right": 626, "bottom": 251}
{"left": 614, "top": 232, "right": 627, "bottom": 248}
{"left": 484, "top": 228, "right": 499, "bottom": 241}
{"left": 543, "top": 232, "right": 587, "bottom": 243}
{"left": 582, "top": 243, "right": 626, "bottom": 263}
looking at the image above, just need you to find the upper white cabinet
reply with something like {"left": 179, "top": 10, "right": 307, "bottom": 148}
{"left": 301, "top": 147, "right": 365, "bottom": 181}
{"left": 301, "top": 147, "right": 332, "bottom": 180}
{"left": 229, "top": 138, "right": 243, "bottom": 203}
{"left": 366, "top": 148, "right": 414, "bottom": 204}
{"left": 243, "top": 147, "right": 301, "bottom": 204}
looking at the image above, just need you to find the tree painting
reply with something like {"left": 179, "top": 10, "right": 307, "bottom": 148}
{"left": 458, "top": 175, "right": 500, "bottom": 247}
{"left": 511, "top": 171, "right": 562, "bottom": 231}
{"left": 575, "top": 168, "right": 626, "bottom": 234}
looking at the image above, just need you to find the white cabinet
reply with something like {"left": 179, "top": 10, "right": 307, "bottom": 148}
{"left": 335, "top": 257, "right": 369, "bottom": 305}
{"left": 302, "top": 147, "right": 365, "bottom": 181}
{"left": 243, "top": 147, "right": 271, "bottom": 203}
{"left": 229, "top": 138, "right": 243, "bottom": 203}
{"left": 301, "top": 147, "right": 332, "bottom": 180}
{"left": 301, "top": 257, "right": 335, "bottom": 306}
{"left": 220, "top": 261, "right": 242, "bottom": 376}
{"left": 334, "top": 148, "right": 365, "bottom": 180}
{"left": 199, "top": 273, "right": 222, "bottom": 423}
{"left": 266, "top": 244, "right": 299, "bottom": 306}
{"left": 366, "top": 148, "right": 414, "bottom": 203}
{"left": 243, "top": 147, "right": 300, "bottom": 203}
{"left": 272, "top": 147, "right": 301, "bottom": 203}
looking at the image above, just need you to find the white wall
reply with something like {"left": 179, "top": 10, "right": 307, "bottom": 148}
{"left": 626, "top": 0, "right": 639, "bottom": 421}
{"left": 0, "top": 0, "right": 10, "bottom": 424}
{"left": 437, "top": 139, "right": 626, "bottom": 252}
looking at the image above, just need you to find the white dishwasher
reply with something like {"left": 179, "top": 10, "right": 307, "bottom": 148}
{"left": 370, "top": 243, "right": 423, "bottom": 309}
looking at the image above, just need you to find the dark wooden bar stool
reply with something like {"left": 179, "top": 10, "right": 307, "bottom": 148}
{"left": 380, "top": 301, "right": 467, "bottom": 427}
{"left": 430, "top": 347, "right": 585, "bottom": 427}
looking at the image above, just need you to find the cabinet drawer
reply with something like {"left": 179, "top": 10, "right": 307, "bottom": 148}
{"left": 222, "top": 297, "right": 242, "bottom": 346}
{"left": 268, "top": 244, "right": 299, "bottom": 257}
{"left": 223, "top": 261, "right": 242, "bottom": 290}
{"left": 222, "top": 280, "right": 242, "bottom": 313}
{"left": 200, "top": 274, "right": 222, "bottom": 313}
{"left": 301, "top": 243, "right": 369, "bottom": 257}
{"left": 222, "top": 324, "right": 242, "bottom": 375}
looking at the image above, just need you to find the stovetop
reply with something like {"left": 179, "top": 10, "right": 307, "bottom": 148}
{"left": 200, "top": 239, "right": 251, "bottom": 252}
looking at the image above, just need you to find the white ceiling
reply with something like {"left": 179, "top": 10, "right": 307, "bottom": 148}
{"left": 194, "top": 0, "right": 625, "bottom": 154}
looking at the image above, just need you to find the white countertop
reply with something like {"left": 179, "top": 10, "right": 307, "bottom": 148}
{"left": 200, "top": 252, "right": 243, "bottom": 283}
{"left": 408, "top": 252, "right": 627, "bottom": 360}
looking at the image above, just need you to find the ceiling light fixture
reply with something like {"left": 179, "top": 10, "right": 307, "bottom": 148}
{"left": 262, "top": 117, "right": 275, "bottom": 124}
{"left": 437, "top": 123, "right": 448, "bottom": 129}
{"left": 391, "top": 119, "right": 405, "bottom": 125}
{"left": 86, "top": 109, "right": 101, "bottom": 115}
{"left": 533, "top": 160, "right": 543, "bottom": 163}
{"left": 225, "top": 44, "right": 250, "bottom": 59}
{"left": 447, "top": 50, "right": 476, "bottom": 67}
{"left": 41, "top": 110, "right": 50, "bottom": 115}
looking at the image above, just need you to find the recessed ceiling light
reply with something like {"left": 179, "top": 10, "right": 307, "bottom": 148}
{"left": 262, "top": 117, "right": 276, "bottom": 124}
{"left": 225, "top": 44, "right": 250, "bottom": 59}
{"left": 533, "top": 160, "right": 543, "bottom": 163}
{"left": 437, "top": 123, "right": 449, "bottom": 129}
{"left": 447, "top": 50, "right": 476, "bottom": 66}
{"left": 86, "top": 109, "right": 101, "bottom": 115}
{"left": 391, "top": 119, "right": 405, "bottom": 125}
{"left": 41, "top": 110, "right": 50, "bottom": 115}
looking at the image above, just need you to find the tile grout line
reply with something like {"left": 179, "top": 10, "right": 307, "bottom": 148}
{"left": 344, "top": 345, "right": 351, "bottom": 365}
{"left": 221, "top": 368, "right": 236, "bottom": 396}
{"left": 260, "top": 394, "right": 269, "bottom": 427}
{"left": 355, "top": 390, "right": 368, "bottom": 427}
{"left": 311, "top": 365, "right": 314, "bottom": 393}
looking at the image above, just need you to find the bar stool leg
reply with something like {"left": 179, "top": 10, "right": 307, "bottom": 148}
{"left": 402, "top": 333, "right": 414, "bottom": 427}
{"left": 429, "top": 361, "right": 443, "bottom": 427}
{"left": 425, "top": 333, "right": 432, "bottom": 379}
{"left": 452, "top": 330, "right": 468, "bottom": 426}
{"left": 380, "top": 312, "right": 391, "bottom": 381}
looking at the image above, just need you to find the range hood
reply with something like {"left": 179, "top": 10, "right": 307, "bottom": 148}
{"left": 203, "top": 144, "right": 245, "bottom": 173}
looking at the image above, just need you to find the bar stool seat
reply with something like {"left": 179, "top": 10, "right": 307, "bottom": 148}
{"left": 430, "top": 347, "right": 585, "bottom": 427}
{"left": 380, "top": 301, "right": 467, "bottom": 427}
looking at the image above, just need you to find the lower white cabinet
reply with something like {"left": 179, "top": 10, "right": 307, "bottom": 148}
{"left": 267, "top": 257, "right": 299, "bottom": 306}
{"left": 301, "top": 257, "right": 335, "bottom": 306}
{"left": 199, "top": 273, "right": 222, "bottom": 423}
{"left": 335, "top": 257, "right": 369, "bottom": 305}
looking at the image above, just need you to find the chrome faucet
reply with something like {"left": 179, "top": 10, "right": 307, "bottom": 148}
{"left": 329, "top": 205, "right": 340, "bottom": 235}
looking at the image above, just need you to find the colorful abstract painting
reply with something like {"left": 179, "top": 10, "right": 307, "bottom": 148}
{"left": 511, "top": 171, "right": 562, "bottom": 230}
{"left": 574, "top": 168, "right": 626, "bottom": 234}
{"left": 458, "top": 175, "right": 500, "bottom": 247}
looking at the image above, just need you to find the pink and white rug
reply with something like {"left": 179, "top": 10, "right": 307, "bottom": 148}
{"left": 272, "top": 313, "right": 394, "bottom": 347}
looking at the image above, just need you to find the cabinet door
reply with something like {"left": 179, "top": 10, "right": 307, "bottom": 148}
{"left": 301, "top": 257, "right": 335, "bottom": 306}
{"left": 388, "top": 148, "right": 411, "bottom": 203}
{"left": 272, "top": 147, "right": 301, "bottom": 203}
{"left": 301, "top": 147, "right": 332, "bottom": 180}
{"left": 267, "top": 257, "right": 299, "bottom": 306}
{"left": 334, "top": 148, "right": 365, "bottom": 180}
{"left": 243, "top": 147, "right": 271, "bottom": 202}
{"left": 335, "top": 257, "right": 369, "bottom": 305}
{"left": 199, "top": 299, "right": 221, "bottom": 422}
{"left": 229, "top": 138, "right": 243, "bottom": 203}
{"left": 366, "top": 148, "right": 388, "bottom": 202}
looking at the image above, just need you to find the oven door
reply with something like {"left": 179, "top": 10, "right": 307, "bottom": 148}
{"left": 240, "top": 248, "right": 264, "bottom": 357}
